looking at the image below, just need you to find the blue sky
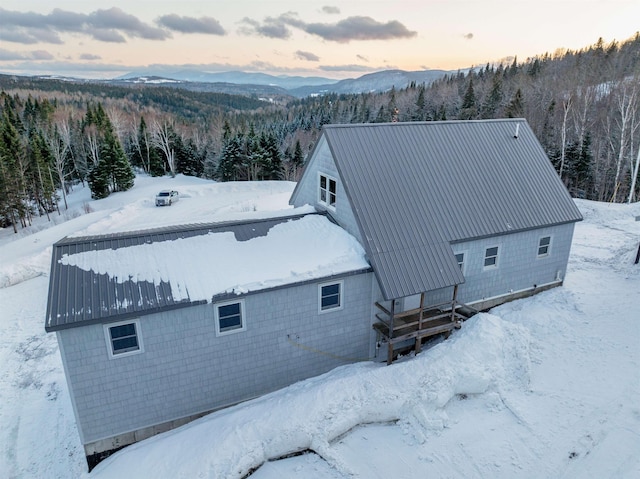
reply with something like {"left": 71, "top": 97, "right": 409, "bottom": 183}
{"left": 1, "top": 1, "right": 638, "bottom": 79}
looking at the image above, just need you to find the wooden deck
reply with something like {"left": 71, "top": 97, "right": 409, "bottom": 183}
{"left": 373, "top": 296, "right": 476, "bottom": 364}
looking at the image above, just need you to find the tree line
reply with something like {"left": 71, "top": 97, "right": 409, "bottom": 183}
{"left": 1, "top": 33, "right": 640, "bottom": 232}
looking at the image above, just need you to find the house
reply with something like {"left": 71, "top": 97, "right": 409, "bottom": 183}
{"left": 45, "top": 119, "right": 582, "bottom": 469}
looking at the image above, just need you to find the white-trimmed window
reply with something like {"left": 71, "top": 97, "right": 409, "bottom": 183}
{"left": 537, "top": 236, "right": 551, "bottom": 257}
{"left": 215, "top": 300, "right": 246, "bottom": 335}
{"left": 454, "top": 252, "right": 466, "bottom": 273}
{"left": 484, "top": 246, "right": 500, "bottom": 269}
{"left": 319, "top": 174, "right": 337, "bottom": 208}
{"left": 104, "top": 319, "right": 143, "bottom": 359}
{"left": 319, "top": 281, "right": 343, "bottom": 312}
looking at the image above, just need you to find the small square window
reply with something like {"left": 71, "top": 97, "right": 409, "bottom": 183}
{"left": 454, "top": 252, "right": 465, "bottom": 272}
{"left": 319, "top": 174, "right": 337, "bottom": 208}
{"left": 538, "top": 236, "right": 551, "bottom": 257}
{"left": 484, "top": 246, "right": 499, "bottom": 268}
{"left": 104, "top": 320, "right": 143, "bottom": 359}
{"left": 319, "top": 281, "right": 343, "bottom": 312}
{"left": 215, "top": 300, "right": 246, "bottom": 335}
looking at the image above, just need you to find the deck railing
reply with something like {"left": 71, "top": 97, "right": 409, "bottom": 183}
{"left": 373, "top": 293, "right": 476, "bottom": 364}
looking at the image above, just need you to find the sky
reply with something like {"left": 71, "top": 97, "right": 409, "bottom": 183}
{"left": 0, "top": 174, "right": 638, "bottom": 478}
{"left": 1, "top": 1, "right": 639, "bottom": 80}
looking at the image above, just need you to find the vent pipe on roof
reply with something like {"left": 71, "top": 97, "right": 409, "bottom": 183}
{"left": 514, "top": 123, "right": 520, "bottom": 139}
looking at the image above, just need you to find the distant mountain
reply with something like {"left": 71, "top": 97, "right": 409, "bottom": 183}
{"left": 107, "top": 76, "right": 294, "bottom": 103}
{"left": 289, "top": 69, "right": 451, "bottom": 97}
{"left": 3, "top": 68, "right": 453, "bottom": 102}
{"left": 117, "top": 68, "right": 452, "bottom": 98}
{"left": 117, "top": 69, "right": 337, "bottom": 90}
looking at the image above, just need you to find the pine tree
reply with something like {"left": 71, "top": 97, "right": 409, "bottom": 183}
{"left": 459, "top": 77, "right": 478, "bottom": 119}
{"left": 259, "top": 132, "right": 283, "bottom": 180}
{"left": 0, "top": 109, "right": 28, "bottom": 231}
{"left": 481, "top": 75, "right": 503, "bottom": 119}
{"left": 505, "top": 88, "right": 524, "bottom": 118}
{"left": 87, "top": 161, "right": 110, "bottom": 199}
{"left": 217, "top": 135, "right": 243, "bottom": 181}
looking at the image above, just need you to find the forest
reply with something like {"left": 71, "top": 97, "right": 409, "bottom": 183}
{"left": 1, "top": 33, "right": 639, "bottom": 231}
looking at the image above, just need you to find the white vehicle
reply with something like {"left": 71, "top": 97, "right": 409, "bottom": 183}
{"left": 155, "top": 190, "right": 179, "bottom": 206}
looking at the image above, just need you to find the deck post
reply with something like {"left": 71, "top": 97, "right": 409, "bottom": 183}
{"left": 451, "top": 284, "right": 459, "bottom": 322}
{"left": 415, "top": 292, "right": 425, "bottom": 354}
{"left": 387, "top": 300, "right": 396, "bottom": 365}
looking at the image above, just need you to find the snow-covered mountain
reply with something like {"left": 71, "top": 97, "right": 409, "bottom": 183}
{"left": 116, "top": 68, "right": 451, "bottom": 97}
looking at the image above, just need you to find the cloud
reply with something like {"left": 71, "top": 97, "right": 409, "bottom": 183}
{"left": 0, "top": 48, "right": 29, "bottom": 61}
{"left": 91, "top": 29, "right": 127, "bottom": 43}
{"left": 0, "top": 28, "right": 63, "bottom": 45}
{"left": 295, "top": 50, "right": 320, "bottom": 62}
{"left": 305, "top": 16, "right": 416, "bottom": 43}
{"left": 463, "top": 33, "right": 474, "bottom": 40}
{"left": 30, "top": 50, "right": 55, "bottom": 60}
{"left": 88, "top": 8, "right": 169, "bottom": 40}
{"left": 321, "top": 6, "right": 341, "bottom": 14}
{"left": 0, "top": 48, "right": 54, "bottom": 61}
{"left": 0, "top": 7, "right": 170, "bottom": 45}
{"left": 241, "top": 13, "right": 416, "bottom": 43}
{"left": 80, "top": 53, "right": 102, "bottom": 60}
{"left": 156, "top": 14, "right": 225, "bottom": 35}
{"left": 238, "top": 16, "right": 292, "bottom": 39}
{"left": 356, "top": 54, "right": 369, "bottom": 62}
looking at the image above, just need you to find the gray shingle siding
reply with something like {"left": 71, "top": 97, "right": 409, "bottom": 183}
{"left": 289, "top": 137, "right": 363, "bottom": 243}
{"left": 57, "top": 271, "right": 376, "bottom": 444}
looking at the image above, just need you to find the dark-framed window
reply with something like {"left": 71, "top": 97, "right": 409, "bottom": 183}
{"left": 104, "top": 320, "right": 143, "bottom": 359}
{"left": 215, "top": 300, "right": 246, "bottom": 335}
{"left": 537, "top": 236, "right": 551, "bottom": 257}
{"left": 484, "top": 246, "right": 499, "bottom": 268}
{"left": 319, "top": 174, "right": 337, "bottom": 208}
{"left": 319, "top": 281, "right": 343, "bottom": 312}
{"left": 454, "top": 252, "right": 465, "bottom": 273}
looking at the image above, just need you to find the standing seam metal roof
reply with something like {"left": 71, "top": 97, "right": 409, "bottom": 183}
{"left": 322, "top": 119, "right": 583, "bottom": 300}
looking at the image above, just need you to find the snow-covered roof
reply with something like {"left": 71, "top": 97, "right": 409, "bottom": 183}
{"left": 45, "top": 213, "right": 370, "bottom": 331}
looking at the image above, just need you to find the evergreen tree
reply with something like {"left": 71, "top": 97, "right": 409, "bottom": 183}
{"left": 459, "top": 77, "right": 478, "bottom": 119}
{"left": 413, "top": 85, "right": 426, "bottom": 121}
{"left": 87, "top": 161, "right": 110, "bottom": 199}
{"left": 505, "top": 88, "right": 524, "bottom": 118}
{"left": 481, "top": 75, "right": 503, "bottom": 119}
{"left": 28, "top": 130, "right": 57, "bottom": 217}
{"left": 0, "top": 109, "right": 28, "bottom": 231}
{"left": 292, "top": 139, "right": 304, "bottom": 167}
{"left": 573, "top": 133, "right": 593, "bottom": 196}
{"left": 259, "top": 132, "right": 283, "bottom": 180}
{"left": 217, "top": 134, "right": 243, "bottom": 181}
{"left": 104, "top": 129, "right": 135, "bottom": 192}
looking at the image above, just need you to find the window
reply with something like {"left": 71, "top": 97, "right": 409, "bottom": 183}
{"left": 319, "top": 174, "right": 337, "bottom": 208}
{"left": 215, "top": 300, "right": 246, "bottom": 335}
{"left": 454, "top": 252, "right": 465, "bottom": 273}
{"left": 104, "top": 320, "right": 143, "bottom": 359}
{"left": 538, "top": 236, "right": 551, "bottom": 257}
{"left": 484, "top": 246, "right": 499, "bottom": 268}
{"left": 319, "top": 281, "right": 343, "bottom": 312}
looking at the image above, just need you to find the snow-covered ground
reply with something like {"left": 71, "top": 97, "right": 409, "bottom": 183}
{"left": 1, "top": 174, "right": 638, "bottom": 478}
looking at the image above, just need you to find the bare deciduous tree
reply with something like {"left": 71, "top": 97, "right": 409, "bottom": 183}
{"left": 151, "top": 120, "right": 175, "bottom": 176}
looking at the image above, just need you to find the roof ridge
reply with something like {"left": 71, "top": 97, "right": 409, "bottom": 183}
{"left": 55, "top": 211, "right": 319, "bottom": 246}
